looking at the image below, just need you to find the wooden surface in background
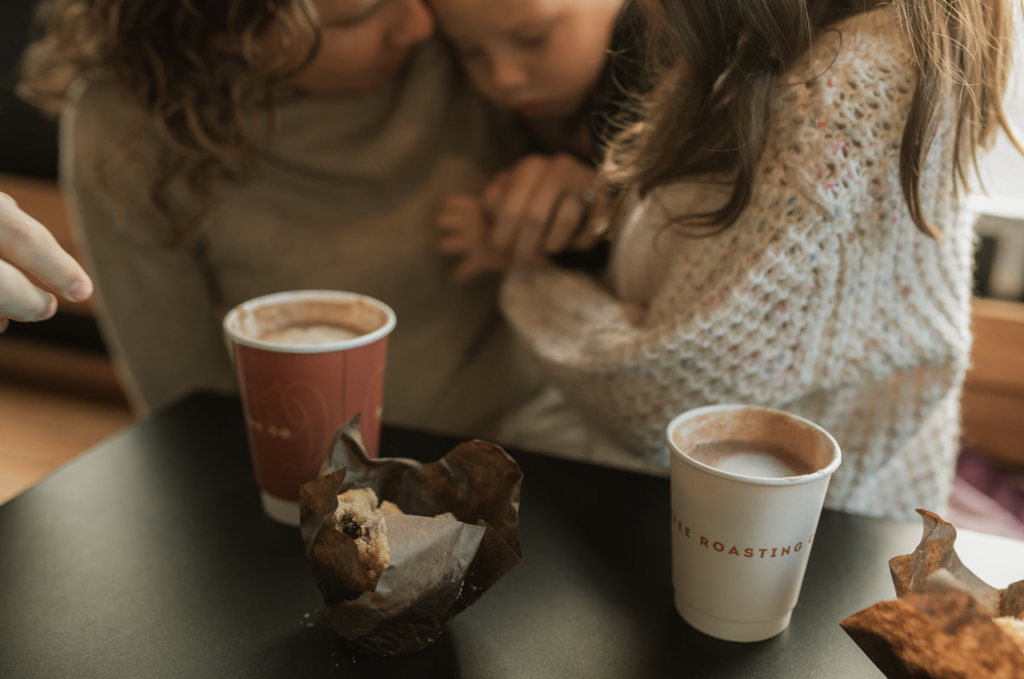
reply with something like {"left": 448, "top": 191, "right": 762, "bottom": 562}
{"left": 0, "top": 383, "right": 132, "bottom": 504}
{"left": 0, "top": 335, "right": 126, "bottom": 403}
{"left": 962, "top": 298, "right": 1024, "bottom": 468}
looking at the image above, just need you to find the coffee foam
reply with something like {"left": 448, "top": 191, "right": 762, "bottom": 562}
{"left": 259, "top": 323, "right": 360, "bottom": 345}
{"left": 686, "top": 439, "right": 817, "bottom": 478}
{"left": 232, "top": 296, "right": 387, "bottom": 346}
{"left": 671, "top": 407, "right": 834, "bottom": 477}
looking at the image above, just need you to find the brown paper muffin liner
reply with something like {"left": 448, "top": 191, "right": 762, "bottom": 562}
{"left": 298, "top": 416, "right": 523, "bottom": 655}
{"left": 840, "top": 509, "right": 1024, "bottom": 678}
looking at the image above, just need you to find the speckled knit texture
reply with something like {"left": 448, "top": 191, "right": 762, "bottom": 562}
{"left": 500, "top": 9, "right": 974, "bottom": 520}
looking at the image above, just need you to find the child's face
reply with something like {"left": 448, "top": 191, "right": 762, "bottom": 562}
{"left": 431, "top": 0, "right": 624, "bottom": 121}
{"left": 274, "top": 0, "right": 435, "bottom": 95}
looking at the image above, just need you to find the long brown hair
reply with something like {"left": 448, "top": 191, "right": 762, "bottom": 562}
{"left": 19, "top": 0, "right": 320, "bottom": 244}
{"left": 609, "top": 0, "right": 1022, "bottom": 239}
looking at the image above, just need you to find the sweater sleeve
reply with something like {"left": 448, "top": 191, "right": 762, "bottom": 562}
{"left": 61, "top": 79, "right": 238, "bottom": 415}
{"left": 500, "top": 27, "right": 900, "bottom": 463}
{"left": 499, "top": 188, "right": 842, "bottom": 464}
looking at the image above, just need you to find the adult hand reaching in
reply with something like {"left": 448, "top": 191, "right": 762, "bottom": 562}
{"left": 0, "top": 192, "right": 93, "bottom": 333}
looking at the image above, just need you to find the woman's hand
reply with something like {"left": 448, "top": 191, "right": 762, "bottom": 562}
{"left": 0, "top": 193, "right": 93, "bottom": 333}
{"left": 484, "top": 153, "right": 609, "bottom": 267}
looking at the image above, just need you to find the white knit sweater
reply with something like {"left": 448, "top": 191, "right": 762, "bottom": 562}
{"left": 500, "top": 9, "right": 974, "bottom": 520}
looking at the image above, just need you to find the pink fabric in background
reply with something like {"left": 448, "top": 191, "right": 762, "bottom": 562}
{"left": 946, "top": 449, "right": 1024, "bottom": 540}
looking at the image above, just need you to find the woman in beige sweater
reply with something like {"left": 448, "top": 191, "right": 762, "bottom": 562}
{"left": 18, "top": 0, "right": 545, "bottom": 437}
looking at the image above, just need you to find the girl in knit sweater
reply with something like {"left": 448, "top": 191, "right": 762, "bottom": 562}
{"left": 450, "top": 0, "right": 1023, "bottom": 520}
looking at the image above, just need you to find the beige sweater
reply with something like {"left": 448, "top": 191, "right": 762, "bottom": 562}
{"left": 61, "top": 40, "right": 544, "bottom": 438}
{"left": 501, "top": 9, "right": 974, "bottom": 520}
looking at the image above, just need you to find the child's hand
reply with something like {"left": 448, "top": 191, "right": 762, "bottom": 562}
{"left": 435, "top": 193, "right": 505, "bottom": 282}
{"left": 483, "top": 153, "right": 608, "bottom": 267}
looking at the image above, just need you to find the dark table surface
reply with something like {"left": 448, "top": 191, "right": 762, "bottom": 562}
{"left": 2, "top": 392, "right": 1019, "bottom": 678}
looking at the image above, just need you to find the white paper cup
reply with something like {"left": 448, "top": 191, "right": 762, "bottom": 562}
{"left": 667, "top": 404, "right": 841, "bottom": 642}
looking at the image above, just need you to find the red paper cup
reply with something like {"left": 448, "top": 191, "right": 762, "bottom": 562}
{"left": 223, "top": 290, "right": 396, "bottom": 526}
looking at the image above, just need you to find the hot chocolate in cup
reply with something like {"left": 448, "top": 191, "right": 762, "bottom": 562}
{"left": 667, "top": 404, "right": 841, "bottom": 642}
{"left": 258, "top": 323, "right": 360, "bottom": 345}
{"left": 229, "top": 293, "right": 392, "bottom": 348}
{"left": 223, "top": 290, "right": 396, "bottom": 526}
{"left": 682, "top": 439, "right": 819, "bottom": 478}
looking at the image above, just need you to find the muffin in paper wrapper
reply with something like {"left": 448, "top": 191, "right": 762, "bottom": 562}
{"left": 298, "top": 416, "right": 523, "bottom": 656}
{"left": 840, "top": 509, "right": 1024, "bottom": 678}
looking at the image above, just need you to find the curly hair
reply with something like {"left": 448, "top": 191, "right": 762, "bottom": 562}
{"left": 608, "top": 0, "right": 1022, "bottom": 239}
{"left": 19, "top": 0, "right": 320, "bottom": 245}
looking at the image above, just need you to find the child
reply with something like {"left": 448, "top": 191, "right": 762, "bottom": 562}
{"left": 17, "top": 0, "right": 546, "bottom": 440}
{"left": 431, "top": 0, "right": 630, "bottom": 159}
{"left": 483, "top": 0, "right": 1020, "bottom": 519}
{"left": 429, "top": 0, "right": 676, "bottom": 475}
{"left": 432, "top": 0, "right": 637, "bottom": 277}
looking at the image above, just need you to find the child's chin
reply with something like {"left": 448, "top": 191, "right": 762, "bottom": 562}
{"left": 514, "top": 102, "right": 552, "bottom": 119}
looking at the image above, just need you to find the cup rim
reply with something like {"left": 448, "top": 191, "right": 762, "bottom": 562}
{"left": 666, "top": 404, "right": 841, "bottom": 487}
{"left": 222, "top": 289, "right": 397, "bottom": 354}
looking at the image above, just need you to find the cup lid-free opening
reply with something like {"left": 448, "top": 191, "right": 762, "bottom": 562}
{"left": 667, "top": 404, "right": 841, "bottom": 486}
{"left": 223, "top": 290, "right": 396, "bottom": 354}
